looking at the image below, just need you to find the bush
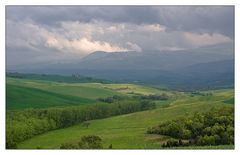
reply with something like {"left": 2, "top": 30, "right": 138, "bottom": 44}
{"left": 108, "top": 144, "right": 113, "bottom": 149}
{"left": 60, "top": 142, "right": 79, "bottom": 149}
{"left": 197, "top": 135, "right": 216, "bottom": 145}
{"left": 182, "top": 129, "right": 192, "bottom": 139}
{"left": 78, "top": 135, "right": 103, "bottom": 149}
{"left": 59, "top": 135, "right": 103, "bottom": 149}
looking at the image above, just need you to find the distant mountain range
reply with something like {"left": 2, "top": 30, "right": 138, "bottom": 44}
{"left": 9, "top": 43, "right": 234, "bottom": 90}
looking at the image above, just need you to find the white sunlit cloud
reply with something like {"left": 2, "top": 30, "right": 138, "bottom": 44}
{"left": 184, "top": 32, "right": 232, "bottom": 47}
{"left": 7, "top": 19, "right": 233, "bottom": 58}
{"left": 6, "top": 6, "right": 234, "bottom": 68}
{"left": 46, "top": 36, "right": 129, "bottom": 54}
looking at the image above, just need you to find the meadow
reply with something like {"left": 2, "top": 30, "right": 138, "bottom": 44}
{"left": 6, "top": 76, "right": 234, "bottom": 149}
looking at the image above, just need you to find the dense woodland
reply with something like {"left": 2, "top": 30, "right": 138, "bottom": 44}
{"left": 6, "top": 100, "right": 156, "bottom": 148}
{"left": 147, "top": 107, "right": 234, "bottom": 147}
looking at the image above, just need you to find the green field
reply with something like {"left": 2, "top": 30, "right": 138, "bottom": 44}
{"left": 18, "top": 101, "right": 231, "bottom": 149}
{"left": 6, "top": 84, "right": 95, "bottom": 110}
{"left": 7, "top": 77, "right": 174, "bottom": 110}
{"left": 6, "top": 77, "right": 234, "bottom": 149}
{"left": 18, "top": 99, "right": 232, "bottom": 149}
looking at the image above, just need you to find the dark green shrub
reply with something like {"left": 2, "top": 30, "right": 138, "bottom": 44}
{"left": 60, "top": 142, "right": 79, "bottom": 149}
{"left": 78, "top": 135, "right": 103, "bottom": 149}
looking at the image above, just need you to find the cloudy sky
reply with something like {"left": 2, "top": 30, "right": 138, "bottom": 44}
{"left": 6, "top": 6, "right": 234, "bottom": 67}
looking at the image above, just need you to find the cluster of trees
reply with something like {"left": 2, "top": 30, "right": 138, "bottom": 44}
{"left": 7, "top": 101, "right": 155, "bottom": 148}
{"left": 190, "top": 91, "right": 213, "bottom": 97}
{"left": 147, "top": 107, "right": 234, "bottom": 147}
{"left": 97, "top": 95, "right": 123, "bottom": 103}
{"left": 161, "top": 139, "right": 197, "bottom": 148}
{"left": 97, "top": 94, "right": 168, "bottom": 105}
{"left": 139, "top": 94, "right": 169, "bottom": 100}
{"left": 60, "top": 135, "right": 103, "bottom": 149}
{"left": 6, "top": 116, "right": 56, "bottom": 148}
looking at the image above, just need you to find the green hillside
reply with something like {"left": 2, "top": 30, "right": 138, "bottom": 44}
{"left": 7, "top": 78, "right": 121, "bottom": 99}
{"left": 6, "top": 77, "right": 234, "bottom": 149}
{"left": 6, "top": 84, "right": 94, "bottom": 110}
{"left": 18, "top": 89, "right": 233, "bottom": 149}
{"left": 7, "top": 77, "right": 171, "bottom": 110}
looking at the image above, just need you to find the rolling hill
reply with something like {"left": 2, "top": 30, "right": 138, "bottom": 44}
{"left": 17, "top": 89, "right": 234, "bottom": 149}
{"left": 6, "top": 76, "right": 234, "bottom": 149}
{"left": 6, "top": 77, "right": 170, "bottom": 110}
{"left": 6, "top": 84, "right": 94, "bottom": 110}
{"left": 10, "top": 43, "right": 234, "bottom": 90}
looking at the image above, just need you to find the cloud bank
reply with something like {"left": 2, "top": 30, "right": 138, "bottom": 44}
{"left": 6, "top": 6, "right": 234, "bottom": 67}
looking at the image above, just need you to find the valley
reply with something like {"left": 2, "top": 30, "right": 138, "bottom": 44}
{"left": 6, "top": 75, "right": 234, "bottom": 149}
{"left": 5, "top": 5, "right": 235, "bottom": 151}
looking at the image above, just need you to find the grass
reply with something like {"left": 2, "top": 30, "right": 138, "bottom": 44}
{"left": 6, "top": 77, "right": 234, "bottom": 149}
{"left": 7, "top": 78, "right": 122, "bottom": 100}
{"left": 7, "top": 77, "right": 173, "bottom": 97}
{"left": 18, "top": 92, "right": 233, "bottom": 149}
{"left": 6, "top": 77, "right": 173, "bottom": 110}
{"left": 223, "top": 97, "right": 234, "bottom": 104}
{"left": 102, "top": 83, "right": 168, "bottom": 95}
{"left": 168, "top": 145, "right": 234, "bottom": 149}
{"left": 6, "top": 84, "right": 94, "bottom": 110}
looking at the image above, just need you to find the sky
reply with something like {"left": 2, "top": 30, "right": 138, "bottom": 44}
{"left": 6, "top": 6, "right": 234, "bottom": 67}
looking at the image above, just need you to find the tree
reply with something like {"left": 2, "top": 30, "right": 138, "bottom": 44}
{"left": 182, "top": 129, "right": 192, "bottom": 139}
{"left": 7, "top": 100, "right": 156, "bottom": 147}
{"left": 108, "top": 144, "right": 113, "bottom": 149}
{"left": 166, "top": 122, "right": 184, "bottom": 138}
{"left": 178, "top": 139, "right": 183, "bottom": 146}
{"left": 197, "top": 135, "right": 216, "bottom": 146}
{"left": 147, "top": 106, "right": 234, "bottom": 147}
{"left": 60, "top": 142, "right": 79, "bottom": 149}
{"left": 78, "top": 135, "right": 103, "bottom": 149}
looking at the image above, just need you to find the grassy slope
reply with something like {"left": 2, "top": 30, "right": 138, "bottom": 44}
{"left": 6, "top": 84, "right": 94, "bottom": 110}
{"left": 169, "top": 145, "right": 234, "bottom": 149}
{"left": 7, "top": 78, "right": 172, "bottom": 97}
{"left": 7, "top": 77, "right": 234, "bottom": 149}
{"left": 7, "top": 77, "right": 170, "bottom": 110}
{"left": 7, "top": 78, "right": 121, "bottom": 99}
{"left": 18, "top": 89, "right": 233, "bottom": 149}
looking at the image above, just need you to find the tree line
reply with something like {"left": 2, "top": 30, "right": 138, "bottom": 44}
{"left": 97, "top": 95, "right": 124, "bottom": 103}
{"left": 139, "top": 94, "right": 169, "bottom": 100}
{"left": 97, "top": 94, "right": 170, "bottom": 104}
{"left": 147, "top": 106, "right": 234, "bottom": 147}
{"left": 7, "top": 100, "right": 155, "bottom": 148}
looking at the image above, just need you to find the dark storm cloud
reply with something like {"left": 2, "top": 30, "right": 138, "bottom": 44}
{"left": 6, "top": 6, "right": 234, "bottom": 68}
{"left": 155, "top": 6, "right": 234, "bottom": 38}
{"left": 6, "top": 6, "right": 158, "bottom": 25}
{"left": 6, "top": 6, "right": 234, "bottom": 37}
